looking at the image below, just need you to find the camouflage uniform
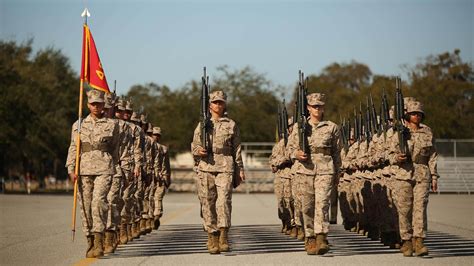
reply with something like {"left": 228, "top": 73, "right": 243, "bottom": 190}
{"left": 66, "top": 90, "right": 120, "bottom": 237}
{"left": 287, "top": 93, "right": 341, "bottom": 240}
{"left": 153, "top": 127, "right": 171, "bottom": 220}
{"left": 388, "top": 101, "right": 438, "bottom": 243}
{"left": 269, "top": 138, "right": 293, "bottom": 232}
{"left": 191, "top": 91, "right": 244, "bottom": 234}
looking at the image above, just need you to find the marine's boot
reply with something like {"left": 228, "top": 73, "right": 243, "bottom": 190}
{"left": 306, "top": 237, "right": 317, "bottom": 255}
{"left": 297, "top": 226, "right": 305, "bottom": 241}
{"left": 285, "top": 224, "right": 292, "bottom": 235}
{"left": 316, "top": 234, "right": 330, "bottom": 255}
{"left": 400, "top": 239, "right": 413, "bottom": 257}
{"left": 119, "top": 223, "right": 128, "bottom": 244}
{"left": 132, "top": 222, "right": 140, "bottom": 239}
{"left": 290, "top": 226, "right": 298, "bottom": 238}
{"left": 92, "top": 232, "right": 104, "bottom": 258}
{"left": 207, "top": 232, "right": 220, "bottom": 254}
{"left": 86, "top": 235, "right": 95, "bottom": 258}
{"left": 146, "top": 218, "right": 153, "bottom": 233}
{"left": 219, "top": 227, "right": 230, "bottom": 252}
{"left": 114, "top": 231, "right": 119, "bottom": 249}
{"left": 104, "top": 230, "right": 115, "bottom": 254}
{"left": 153, "top": 217, "right": 161, "bottom": 230}
{"left": 140, "top": 219, "right": 147, "bottom": 235}
{"left": 414, "top": 237, "right": 429, "bottom": 256}
{"left": 127, "top": 224, "right": 133, "bottom": 242}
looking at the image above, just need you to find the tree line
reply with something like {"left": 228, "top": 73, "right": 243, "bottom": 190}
{"left": 1, "top": 40, "right": 472, "bottom": 181}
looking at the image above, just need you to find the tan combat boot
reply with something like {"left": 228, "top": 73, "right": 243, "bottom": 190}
{"left": 86, "top": 235, "right": 95, "bottom": 258}
{"left": 132, "top": 222, "right": 140, "bottom": 239}
{"left": 219, "top": 228, "right": 230, "bottom": 252}
{"left": 146, "top": 218, "right": 153, "bottom": 233}
{"left": 306, "top": 237, "right": 317, "bottom": 255}
{"left": 140, "top": 219, "right": 147, "bottom": 235}
{"left": 316, "top": 234, "right": 329, "bottom": 255}
{"left": 414, "top": 237, "right": 429, "bottom": 256}
{"left": 119, "top": 223, "right": 128, "bottom": 244}
{"left": 127, "top": 224, "right": 133, "bottom": 242}
{"left": 104, "top": 230, "right": 115, "bottom": 254}
{"left": 400, "top": 239, "right": 413, "bottom": 257}
{"left": 153, "top": 217, "right": 161, "bottom": 230}
{"left": 290, "top": 226, "right": 298, "bottom": 238}
{"left": 207, "top": 232, "right": 220, "bottom": 254}
{"left": 297, "top": 226, "right": 305, "bottom": 241}
{"left": 92, "top": 232, "right": 104, "bottom": 258}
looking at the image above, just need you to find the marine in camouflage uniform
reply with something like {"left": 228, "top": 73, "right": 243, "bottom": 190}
{"left": 113, "top": 99, "right": 135, "bottom": 244}
{"left": 152, "top": 127, "right": 171, "bottom": 230}
{"left": 191, "top": 90, "right": 245, "bottom": 254}
{"left": 287, "top": 93, "right": 341, "bottom": 255}
{"left": 102, "top": 92, "right": 125, "bottom": 253}
{"left": 269, "top": 135, "right": 293, "bottom": 236}
{"left": 388, "top": 101, "right": 439, "bottom": 257}
{"left": 123, "top": 106, "right": 144, "bottom": 241}
{"left": 139, "top": 117, "right": 154, "bottom": 235}
{"left": 66, "top": 89, "right": 120, "bottom": 258}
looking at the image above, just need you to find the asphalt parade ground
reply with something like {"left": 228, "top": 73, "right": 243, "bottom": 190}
{"left": 1, "top": 193, "right": 473, "bottom": 265}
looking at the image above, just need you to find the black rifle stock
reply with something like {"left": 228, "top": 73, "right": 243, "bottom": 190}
{"left": 200, "top": 67, "right": 211, "bottom": 151}
{"left": 394, "top": 76, "right": 408, "bottom": 154}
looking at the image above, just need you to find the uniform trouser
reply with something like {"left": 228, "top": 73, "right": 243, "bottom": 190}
{"left": 153, "top": 180, "right": 166, "bottom": 218}
{"left": 385, "top": 177, "right": 399, "bottom": 233}
{"left": 393, "top": 179, "right": 430, "bottom": 240}
{"left": 134, "top": 173, "right": 145, "bottom": 222}
{"left": 330, "top": 174, "right": 339, "bottom": 223}
{"left": 301, "top": 174, "right": 334, "bottom": 237}
{"left": 106, "top": 175, "right": 123, "bottom": 231}
{"left": 197, "top": 171, "right": 232, "bottom": 233}
{"left": 121, "top": 169, "right": 136, "bottom": 224}
{"left": 281, "top": 177, "right": 294, "bottom": 227}
{"left": 274, "top": 176, "right": 284, "bottom": 221}
{"left": 338, "top": 181, "right": 354, "bottom": 225}
{"left": 148, "top": 179, "right": 155, "bottom": 219}
{"left": 353, "top": 178, "right": 367, "bottom": 227}
{"left": 292, "top": 175, "right": 303, "bottom": 227}
{"left": 142, "top": 173, "right": 153, "bottom": 219}
{"left": 78, "top": 175, "right": 112, "bottom": 235}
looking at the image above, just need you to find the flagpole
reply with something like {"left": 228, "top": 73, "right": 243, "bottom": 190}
{"left": 72, "top": 8, "right": 90, "bottom": 242}
{"left": 71, "top": 78, "right": 84, "bottom": 242}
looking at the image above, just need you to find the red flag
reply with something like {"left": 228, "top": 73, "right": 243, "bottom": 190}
{"left": 80, "top": 24, "right": 110, "bottom": 93}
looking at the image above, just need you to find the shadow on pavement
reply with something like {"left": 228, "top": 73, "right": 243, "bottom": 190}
{"left": 102, "top": 224, "right": 474, "bottom": 259}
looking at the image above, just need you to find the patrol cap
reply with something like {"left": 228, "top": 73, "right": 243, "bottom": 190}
{"left": 104, "top": 92, "right": 116, "bottom": 109}
{"left": 140, "top": 113, "right": 147, "bottom": 124}
{"left": 306, "top": 93, "right": 325, "bottom": 106}
{"left": 87, "top": 89, "right": 105, "bottom": 104}
{"left": 130, "top": 112, "right": 140, "bottom": 122}
{"left": 153, "top": 127, "right": 162, "bottom": 135}
{"left": 125, "top": 100, "right": 133, "bottom": 111}
{"left": 406, "top": 101, "right": 424, "bottom": 114}
{"left": 403, "top": 97, "right": 416, "bottom": 111}
{"left": 210, "top": 90, "right": 227, "bottom": 103}
{"left": 147, "top": 123, "right": 153, "bottom": 133}
{"left": 116, "top": 98, "right": 126, "bottom": 111}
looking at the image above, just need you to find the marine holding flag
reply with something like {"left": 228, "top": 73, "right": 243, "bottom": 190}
{"left": 66, "top": 22, "right": 120, "bottom": 258}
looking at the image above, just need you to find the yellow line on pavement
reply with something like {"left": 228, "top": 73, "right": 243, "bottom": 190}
{"left": 72, "top": 204, "right": 195, "bottom": 266}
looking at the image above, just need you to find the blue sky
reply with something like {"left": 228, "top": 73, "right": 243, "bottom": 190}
{"left": 1, "top": 0, "right": 473, "bottom": 96}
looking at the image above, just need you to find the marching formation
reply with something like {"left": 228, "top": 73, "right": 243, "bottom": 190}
{"left": 66, "top": 67, "right": 438, "bottom": 259}
{"left": 66, "top": 89, "right": 171, "bottom": 258}
{"left": 270, "top": 73, "right": 439, "bottom": 257}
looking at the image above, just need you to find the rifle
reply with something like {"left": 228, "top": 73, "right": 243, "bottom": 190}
{"left": 369, "top": 93, "right": 380, "bottom": 136}
{"left": 297, "top": 71, "right": 308, "bottom": 153}
{"left": 394, "top": 76, "right": 408, "bottom": 154}
{"left": 354, "top": 108, "right": 360, "bottom": 142}
{"left": 200, "top": 67, "right": 211, "bottom": 152}
{"left": 359, "top": 102, "right": 364, "bottom": 142}
{"left": 365, "top": 97, "right": 372, "bottom": 142}
{"left": 380, "top": 87, "right": 391, "bottom": 139}
{"left": 340, "top": 117, "right": 349, "bottom": 153}
{"left": 281, "top": 100, "right": 289, "bottom": 145}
